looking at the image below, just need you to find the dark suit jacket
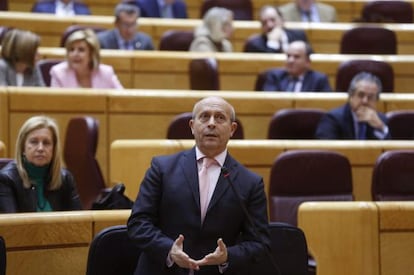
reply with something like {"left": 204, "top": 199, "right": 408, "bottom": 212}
{"left": 31, "top": 0, "right": 91, "bottom": 15}
{"left": 136, "top": 0, "right": 188, "bottom": 18}
{"left": 97, "top": 29, "right": 154, "bottom": 50}
{"left": 127, "top": 148, "right": 270, "bottom": 275}
{"left": 244, "top": 29, "right": 308, "bottom": 53}
{"left": 278, "top": 2, "right": 337, "bottom": 22}
{"left": 262, "top": 68, "right": 332, "bottom": 92}
{"left": 315, "top": 103, "right": 389, "bottom": 139}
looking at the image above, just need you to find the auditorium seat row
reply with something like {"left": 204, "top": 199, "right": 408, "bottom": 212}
{"left": 7, "top": 0, "right": 414, "bottom": 22}
{"left": 32, "top": 48, "right": 414, "bottom": 92}
{"left": 0, "top": 210, "right": 130, "bottom": 274}
{"left": 0, "top": 203, "right": 412, "bottom": 275}
{"left": 109, "top": 139, "right": 414, "bottom": 202}
{"left": 167, "top": 109, "right": 414, "bottom": 140}
{"left": 86, "top": 222, "right": 309, "bottom": 275}
{"left": 2, "top": 12, "right": 414, "bottom": 53}
{"left": 2, "top": 88, "right": 414, "bottom": 183}
{"left": 0, "top": 201, "right": 411, "bottom": 275}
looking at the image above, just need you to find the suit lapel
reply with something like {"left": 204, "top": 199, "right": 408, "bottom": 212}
{"left": 344, "top": 103, "right": 357, "bottom": 139}
{"left": 7, "top": 69, "right": 16, "bottom": 86}
{"left": 74, "top": 5, "right": 80, "bottom": 14}
{"left": 180, "top": 148, "right": 201, "bottom": 210}
{"left": 280, "top": 72, "right": 291, "bottom": 91}
{"left": 108, "top": 31, "right": 119, "bottom": 49}
{"left": 301, "top": 72, "right": 310, "bottom": 91}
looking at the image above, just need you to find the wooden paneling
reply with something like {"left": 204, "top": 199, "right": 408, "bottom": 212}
{"left": 8, "top": 248, "right": 89, "bottom": 275}
{"left": 109, "top": 140, "right": 414, "bottom": 202}
{"left": 299, "top": 202, "right": 379, "bottom": 275}
{"left": 0, "top": 90, "right": 8, "bottom": 156}
{"left": 0, "top": 210, "right": 130, "bottom": 275}
{"left": 0, "top": 141, "right": 4, "bottom": 158}
{"left": 299, "top": 202, "right": 414, "bottom": 275}
{"left": 2, "top": 88, "right": 414, "bottom": 188}
{"left": 35, "top": 48, "right": 414, "bottom": 93}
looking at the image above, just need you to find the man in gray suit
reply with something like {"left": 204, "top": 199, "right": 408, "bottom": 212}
{"left": 278, "top": 0, "right": 337, "bottom": 22}
{"left": 97, "top": 2, "right": 154, "bottom": 50}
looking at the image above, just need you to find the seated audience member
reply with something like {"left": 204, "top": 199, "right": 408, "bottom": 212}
{"left": 278, "top": 0, "right": 336, "bottom": 22}
{"left": 0, "top": 116, "right": 82, "bottom": 213}
{"left": 261, "top": 40, "right": 332, "bottom": 92}
{"left": 50, "top": 29, "right": 124, "bottom": 88}
{"left": 97, "top": 3, "right": 154, "bottom": 50}
{"left": 315, "top": 72, "right": 389, "bottom": 140}
{"left": 0, "top": 29, "right": 44, "bottom": 87}
{"left": 133, "top": 0, "right": 188, "bottom": 18}
{"left": 244, "top": 5, "right": 308, "bottom": 53}
{"left": 32, "top": 0, "right": 91, "bottom": 16}
{"left": 189, "top": 7, "right": 234, "bottom": 52}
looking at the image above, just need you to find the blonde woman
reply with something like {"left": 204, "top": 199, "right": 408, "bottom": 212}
{"left": 189, "top": 7, "right": 234, "bottom": 52}
{"left": 0, "top": 116, "right": 81, "bottom": 213}
{"left": 0, "top": 28, "right": 44, "bottom": 87}
{"left": 50, "top": 28, "right": 123, "bottom": 89}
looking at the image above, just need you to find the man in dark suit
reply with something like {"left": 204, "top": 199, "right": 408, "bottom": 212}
{"left": 315, "top": 72, "right": 389, "bottom": 139}
{"left": 261, "top": 40, "right": 332, "bottom": 92}
{"left": 244, "top": 5, "right": 308, "bottom": 53}
{"left": 134, "top": 0, "right": 188, "bottom": 18}
{"left": 31, "top": 0, "right": 91, "bottom": 15}
{"left": 278, "top": 0, "right": 336, "bottom": 22}
{"left": 127, "top": 96, "right": 270, "bottom": 275}
{"left": 97, "top": 3, "right": 154, "bottom": 50}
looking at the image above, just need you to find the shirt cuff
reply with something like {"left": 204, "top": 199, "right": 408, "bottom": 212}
{"left": 218, "top": 262, "right": 229, "bottom": 273}
{"left": 166, "top": 250, "right": 174, "bottom": 268}
{"left": 266, "top": 40, "right": 281, "bottom": 50}
{"left": 374, "top": 125, "right": 389, "bottom": 139}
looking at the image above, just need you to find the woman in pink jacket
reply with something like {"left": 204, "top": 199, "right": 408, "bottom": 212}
{"left": 50, "top": 29, "right": 123, "bottom": 89}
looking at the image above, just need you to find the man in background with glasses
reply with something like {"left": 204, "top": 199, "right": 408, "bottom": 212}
{"left": 98, "top": 2, "right": 154, "bottom": 50}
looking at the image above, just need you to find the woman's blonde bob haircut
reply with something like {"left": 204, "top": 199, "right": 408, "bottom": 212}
{"left": 65, "top": 28, "right": 101, "bottom": 70}
{"left": 15, "top": 116, "right": 63, "bottom": 190}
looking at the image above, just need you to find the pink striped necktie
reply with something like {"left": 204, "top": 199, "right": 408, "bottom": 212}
{"left": 199, "top": 157, "right": 216, "bottom": 222}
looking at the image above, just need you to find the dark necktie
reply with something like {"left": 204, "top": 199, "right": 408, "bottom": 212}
{"left": 357, "top": 122, "right": 367, "bottom": 140}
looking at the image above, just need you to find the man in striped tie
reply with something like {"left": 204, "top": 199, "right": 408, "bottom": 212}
{"left": 127, "top": 96, "right": 270, "bottom": 275}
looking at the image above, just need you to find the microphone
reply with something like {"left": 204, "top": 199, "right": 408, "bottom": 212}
{"left": 221, "top": 166, "right": 281, "bottom": 275}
